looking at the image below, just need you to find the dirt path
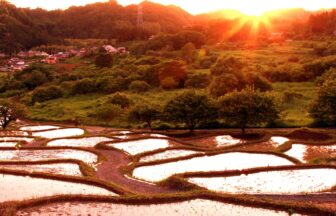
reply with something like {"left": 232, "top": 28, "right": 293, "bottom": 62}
{"left": 95, "top": 149, "right": 176, "bottom": 195}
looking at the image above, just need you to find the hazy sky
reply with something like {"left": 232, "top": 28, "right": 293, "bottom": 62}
{"left": 8, "top": 0, "right": 336, "bottom": 15}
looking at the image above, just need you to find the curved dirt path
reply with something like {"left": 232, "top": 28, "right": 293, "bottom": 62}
{"left": 95, "top": 149, "right": 176, "bottom": 195}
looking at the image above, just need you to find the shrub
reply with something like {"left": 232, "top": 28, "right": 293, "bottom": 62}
{"left": 210, "top": 56, "right": 244, "bottom": 76}
{"left": 160, "top": 77, "right": 179, "bottom": 90}
{"left": 250, "top": 75, "right": 273, "bottom": 92}
{"left": 95, "top": 104, "right": 123, "bottom": 121}
{"left": 209, "top": 74, "right": 241, "bottom": 97}
{"left": 95, "top": 54, "right": 113, "bottom": 68}
{"left": 185, "top": 73, "right": 211, "bottom": 89}
{"left": 128, "top": 80, "right": 151, "bottom": 92}
{"left": 72, "top": 78, "right": 96, "bottom": 95}
{"left": 108, "top": 93, "right": 133, "bottom": 109}
{"left": 31, "top": 86, "right": 63, "bottom": 103}
{"left": 309, "top": 80, "right": 336, "bottom": 126}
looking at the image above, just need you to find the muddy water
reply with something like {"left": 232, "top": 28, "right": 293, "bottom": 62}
{"left": 47, "top": 137, "right": 113, "bottom": 147}
{"left": 108, "top": 139, "right": 170, "bottom": 155}
{"left": 16, "top": 199, "right": 304, "bottom": 216}
{"left": 188, "top": 168, "right": 336, "bottom": 194}
{"left": 0, "top": 174, "right": 117, "bottom": 202}
{"left": 0, "top": 149, "right": 98, "bottom": 166}
{"left": 0, "top": 163, "right": 82, "bottom": 176}
{"left": 133, "top": 152, "right": 294, "bottom": 182}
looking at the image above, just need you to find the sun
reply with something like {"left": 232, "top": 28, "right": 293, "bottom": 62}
{"left": 239, "top": 6, "right": 269, "bottom": 16}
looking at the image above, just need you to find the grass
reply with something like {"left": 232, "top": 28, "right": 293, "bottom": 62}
{"left": 272, "top": 82, "right": 318, "bottom": 127}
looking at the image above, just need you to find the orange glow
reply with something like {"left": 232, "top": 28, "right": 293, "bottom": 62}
{"left": 8, "top": 0, "right": 336, "bottom": 15}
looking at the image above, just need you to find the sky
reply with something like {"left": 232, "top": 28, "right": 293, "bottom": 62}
{"left": 8, "top": 0, "right": 336, "bottom": 15}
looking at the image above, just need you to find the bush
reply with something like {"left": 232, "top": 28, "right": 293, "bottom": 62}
{"left": 309, "top": 80, "right": 336, "bottom": 126}
{"left": 108, "top": 93, "right": 133, "bottom": 109}
{"left": 95, "top": 54, "right": 113, "bottom": 68}
{"left": 72, "top": 78, "right": 96, "bottom": 95}
{"left": 160, "top": 77, "right": 179, "bottom": 90}
{"left": 250, "top": 75, "right": 273, "bottom": 92}
{"left": 209, "top": 74, "right": 241, "bottom": 97}
{"left": 128, "top": 81, "right": 151, "bottom": 92}
{"left": 95, "top": 104, "right": 123, "bottom": 121}
{"left": 185, "top": 73, "right": 211, "bottom": 89}
{"left": 31, "top": 86, "right": 63, "bottom": 103}
{"left": 282, "top": 91, "right": 304, "bottom": 104}
{"left": 210, "top": 56, "right": 244, "bottom": 76}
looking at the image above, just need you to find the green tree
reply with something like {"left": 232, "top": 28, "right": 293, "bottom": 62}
{"left": 164, "top": 90, "right": 218, "bottom": 132}
{"left": 218, "top": 88, "right": 280, "bottom": 134}
{"left": 72, "top": 78, "right": 96, "bottom": 95}
{"left": 128, "top": 104, "right": 161, "bottom": 130}
{"left": 209, "top": 74, "right": 240, "bottom": 97}
{"left": 181, "top": 42, "right": 197, "bottom": 64}
{"left": 309, "top": 80, "right": 336, "bottom": 126}
{"left": 108, "top": 92, "right": 133, "bottom": 109}
{"left": 31, "top": 85, "right": 63, "bottom": 103}
{"left": 95, "top": 104, "right": 123, "bottom": 122}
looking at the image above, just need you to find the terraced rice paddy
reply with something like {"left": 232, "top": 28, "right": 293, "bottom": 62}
{"left": 0, "top": 149, "right": 98, "bottom": 166}
{"left": 47, "top": 137, "right": 113, "bottom": 147}
{"left": 108, "top": 139, "right": 170, "bottom": 155}
{"left": 139, "top": 149, "right": 201, "bottom": 162}
{"left": 0, "top": 163, "right": 82, "bottom": 176}
{"left": 0, "top": 141, "right": 18, "bottom": 147}
{"left": 16, "top": 199, "right": 302, "bottom": 216}
{"left": 133, "top": 152, "right": 294, "bottom": 182}
{"left": 33, "top": 128, "right": 85, "bottom": 139}
{"left": 0, "top": 131, "right": 28, "bottom": 136}
{"left": 0, "top": 137, "right": 34, "bottom": 142}
{"left": 20, "top": 125, "right": 61, "bottom": 131}
{"left": 0, "top": 173, "right": 117, "bottom": 202}
{"left": 188, "top": 168, "right": 336, "bottom": 194}
{"left": 285, "top": 144, "right": 336, "bottom": 162}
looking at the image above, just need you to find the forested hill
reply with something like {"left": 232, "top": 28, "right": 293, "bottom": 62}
{"left": 1, "top": 0, "right": 336, "bottom": 54}
{"left": 0, "top": 0, "right": 192, "bottom": 52}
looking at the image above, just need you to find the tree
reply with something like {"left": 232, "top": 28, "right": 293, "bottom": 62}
{"left": 164, "top": 90, "right": 218, "bottom": 132}
{"left": 185, "top": 73, "right": 211, "bottom": 89}
{"left": 210, "top": 56, "right": 245, "bottom": 76}
{"left": 181, "top": 42, "right": 197, "bottom": 64}
{"left": 72, "top": 78, "right": 96, "bottom": 95}
{"left": 218, "top": 88, "right": 280, "bottom": 134}
{"left": 31, "top": 86, "right": 63, "bottom": 103}
{"left": 128, "top": 104, "right": 161, "bottom": 130}
{"left": 108, "top": 92, "right": 133, "bottom": 109}
{"left": 209, "top": 74, "right": 240, "bottom": 97}
{"left": 0, "top": 102, "right": 24, "bottom": 130}
{"left": 309, "top": 80, "right": 336, "bottom": 126}
{"left": 95, "top": 104, "right": 123, "bottom": 122}
{"left": 95, "top": 54, "right": 113, "bottom": 68}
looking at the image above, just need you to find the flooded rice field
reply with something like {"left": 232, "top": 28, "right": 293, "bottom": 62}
{"left": 285, "top": 144, "right": 336, "bottom": 162}
{"left": 0, "top": 163, "right": 82, "bottom": 176}
{"left": 108, "top": 139, "right": 170, "bottom": 155}
{"left": 47, "top": 137, "right": 113, "bottom": 147}
{"left": 0, "top": 174, "right": 117, "bottom": 202}
{"left": 0, "top": 137, "right": 34, "bottom": 142}
{"left": 188, "top": 168, "right": 336, "bottom": 194}
{"left": 139, "top": 149, "right": 201, "bottom": 163}
{"left": 20, "top": 126, "right": 61, "bottom": 131}
{"left": 191, "top": 135, "right": 242, "bottom": 147}
{"left": 0, "top": 149, "right": 98, "bottom": 166}
{"left": 32, "top": 128, "right": 85, "bottom": 139}
{"left": 16, "top": 199, "right": 302, "bottom": 216}
{"left": 0, "top": 141, "right": 18, "bottom": 147}
{"left": 0, "top": 131, "right": 28, "bottom": 136}
{"left": 133, "top": 152, "right": 294, "bottom": 182}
